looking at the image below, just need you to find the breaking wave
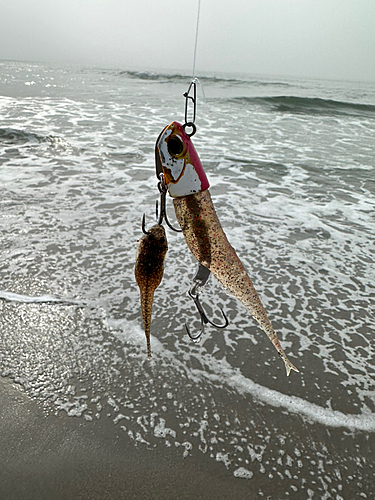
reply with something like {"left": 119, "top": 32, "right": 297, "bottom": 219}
{"left": 0, "top": 127, "right": 65, "bottom": 146}
{"left": 0, "top": 290, "right": 82, "bottom": 305}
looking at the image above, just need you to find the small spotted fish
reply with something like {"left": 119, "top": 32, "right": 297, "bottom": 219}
{"left": 134, "top": 224, "right": 168, "bottom": 357}
{"left": 155, "top": 121, "right": 299, "bottom": 376}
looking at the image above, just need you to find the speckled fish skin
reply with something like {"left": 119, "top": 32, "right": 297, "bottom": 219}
{"left": 134, "top": 224, "right": 168, "bottom": 357}
{"left": 173, "top": 190, "right": 299, "bottom": 376}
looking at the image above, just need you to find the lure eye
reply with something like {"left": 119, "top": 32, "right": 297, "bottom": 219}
{"left": 167, "top": 136, "right": 184, "bottom": 157}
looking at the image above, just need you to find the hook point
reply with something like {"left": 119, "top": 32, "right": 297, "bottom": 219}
{"left": 142, "top": 214, "right": 150, "bottom": 235}
{"left": 185, "top": 323, "right": 203, "bottom": 343}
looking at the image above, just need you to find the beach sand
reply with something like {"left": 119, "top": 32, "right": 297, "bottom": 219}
{"left": 0, "top": 376, "right": 254, "bottom": 500}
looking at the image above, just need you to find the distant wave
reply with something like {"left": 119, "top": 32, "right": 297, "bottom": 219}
{"left": 118, "top": 70, "right": 188, "bottom": 83}
{"left": 117, "top": 70, "right": 292, "bottom": 88}
{"left": 115, "top": 71, "right": 374, "bottom": 116}
{"left": 228, "top": 95, "right": 375, "bottom": 116}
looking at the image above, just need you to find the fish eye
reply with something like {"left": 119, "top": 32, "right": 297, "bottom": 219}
{"left": 167, "top": 136, "right": 184, "bottom": 157}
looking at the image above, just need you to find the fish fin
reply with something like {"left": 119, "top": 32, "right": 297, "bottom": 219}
{"left": 284, "top": 358, "right": 300, "bottom": 377}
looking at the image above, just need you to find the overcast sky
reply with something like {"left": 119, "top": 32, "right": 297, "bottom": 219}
{"left": 1, "top": 0, "right": 374, "bottom": 81}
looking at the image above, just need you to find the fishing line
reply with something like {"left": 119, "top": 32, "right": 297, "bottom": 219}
{"left": 192, "top": 0, "right": 201, "bottom": 79}
{"left": 183, "top": 0, "right": 206, "bottom": 131}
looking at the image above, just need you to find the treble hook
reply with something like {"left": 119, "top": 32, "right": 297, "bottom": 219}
{"left": 185, "top": 264, "right": 229, "bottom": 343}
{"left": 142, "top": 174, "right": 182, "bottom": 233}
{"left": 156, "top": 174, "right": 182, "bottom": 232}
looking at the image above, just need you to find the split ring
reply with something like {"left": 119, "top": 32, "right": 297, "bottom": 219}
{"left": 182, "top": 122, "right": 197, "bottom": 138}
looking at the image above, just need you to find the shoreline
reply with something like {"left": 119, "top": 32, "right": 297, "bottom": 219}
{"left": 0, "top": 376, "right": 254, "bottom": 500}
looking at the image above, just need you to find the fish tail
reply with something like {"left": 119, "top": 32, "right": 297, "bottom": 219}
{"left": 140, "top": 289, "right": 154, "bottom": 358}
{"left": 283, "top": 356, "right": 300, "bottom": 376}
{"left": 272, "top": 338, "right": 299, "bottom": 376}
{"left": 146, "top": 333, "right": 152, "bottom": 359}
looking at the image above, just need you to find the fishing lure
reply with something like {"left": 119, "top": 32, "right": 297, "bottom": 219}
{"left": 155, "top": 121, "right": 299, "bottom": 376}
{"left": 134, "top": 223, "right": 168, "bottom": 357}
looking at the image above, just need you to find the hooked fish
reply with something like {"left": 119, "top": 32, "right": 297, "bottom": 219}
{"left": 155, "top": 121, "right": 299, "bottom": 376}
{"left": 135, "top": 224, "right": 168, "bottom": 357}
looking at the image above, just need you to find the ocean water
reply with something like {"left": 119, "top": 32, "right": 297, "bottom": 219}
{"left": 0, "top": 60, "right": 374, "bottom": 498}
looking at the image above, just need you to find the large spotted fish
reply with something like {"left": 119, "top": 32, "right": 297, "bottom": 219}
{"left": 135, "top": 224, "right": 168, "bottom": 357}
{"left": 155, "top": 122, "right": 299, "bottom": 376}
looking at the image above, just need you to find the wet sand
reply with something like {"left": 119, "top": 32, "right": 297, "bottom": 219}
{"left": 0, "top": 377, "right": 254, "bottom": 500}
